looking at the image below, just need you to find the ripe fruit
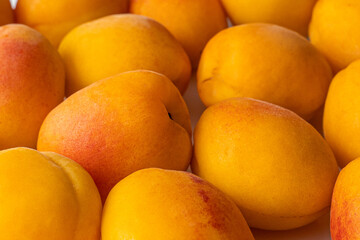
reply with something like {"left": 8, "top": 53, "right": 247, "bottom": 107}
{"left": 324, "top": 60, "right": 360, "bottom": 168}
{"left": 15, "top": 0, "right": 128, "bottom": 46}
{"left": 0, "top": 24, "right": 64, "bottom": 149}
{"left": 0, "top": 0, "right": 13, "bottom": 25}
{"left": 310, "top": 0, "right": 360, "bottom": 72}
{"left": 197, "top": 24, "right": 332, "bottom": 120}
{"left": 102, "top": 168, "right": 255, "bottom": 240}
{"left": 130, "top": 0, "right": 227, "bottom": 68}
{"left": 0, "top": 147, "right": 102, "bottom": 240}
{"left": 331, "top": 157, "right": 360, "bottom": 240}
{"left": 192, "top": 98, "right": 339, "bottom": 230}
{"left": 59, "top": 14, "right": 191, "bottom": 96}
{"left": 221, "top": 0, "right": 317, "bottom": 36}
{"left": 38, "top": 70, "right": 192, "bottom": 202}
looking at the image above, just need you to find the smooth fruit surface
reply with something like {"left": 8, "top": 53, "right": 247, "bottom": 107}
{"left": 0, "top": 147, "right": 102, "bottom": 240}
{"left": 324, "top": 60, "right": 360, "bottom": 168}
{"left": 221, "top": 0, "right": 317, "bottom": 36}
{"left": 102, "top": 168, "right": 255, "bottom": 240}
{"left": 192, "top": 98, "right": 339, "bottom": 230}
{"left": 197, "top": 24, "right": 332, "bottom": 120}
{"left": 37, "top": 70, "right": 192, "bottom": 202}
{"left": 16, "top": 0, "right": 128, "bottom": 46}
{"left": 130, "top": 0, "right": 227, "bottom": 68}
{"left": 0, "top": 0, "right": 13, "bottom": 25}
{"left": 0, "top": 24, "right": 64, "bottom": 149}
{"left": 310, "top": 0, "right": 360, "bottom": 72}
{"left": 59, "top": 14, "right": 191, "bottom": 96}
{"left": 331, "top": 157, "right": 360, "bottom": 240}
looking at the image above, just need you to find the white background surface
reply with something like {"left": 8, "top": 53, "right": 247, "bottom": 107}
{"left": 10, "top": 0, "right": 331, "bottom": 238}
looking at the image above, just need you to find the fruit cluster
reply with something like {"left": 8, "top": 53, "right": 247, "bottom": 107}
{"left": 0, "top": 0, "right": 359, "bottom": 239}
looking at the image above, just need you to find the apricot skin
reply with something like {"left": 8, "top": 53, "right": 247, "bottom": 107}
{"left": 0, "top": 24, "right": 64, "bottom": 149}
{"left": 197, "top": 23, "right": 332, "bottom": 120}
{"left": 221, "top": 0, "right": 317, "bottom": 36}
{"left": 130, "top": 0, "right": 227, "bottom": 68}
{"left": 102, "top": 168, "right": 255, "bottom": 240}
{"left": 192, "top": 98, "right": 339, "bottom": 230}
{"left": 0, "top": 147, "right": 102, "bottom": 240}
{"left": 37, "top": 70, "right": 192, "bottom": 202}
{"left": 59, "top": 14, "right": 191, "bottom": 96}
{"left": 331, "top": 157, "right": 360, "bottom": 240}
{"left": 310, "top": 0, "right": 360, "bottom": 73}
{"left": 324, "top": 60, "right": 360, "bottom": 168}
{"left": 15, "top": 0, "right": 128, "bottom": 47}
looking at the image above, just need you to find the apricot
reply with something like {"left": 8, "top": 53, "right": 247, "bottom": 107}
{"left": 192, "top": 98, "right": 339, "bottom": 230}
{"left": 221, "top": 0, "right": 317, "bottom": 36}
{"left": 331, "top": 157, "right": 360, "bottom": 240}
{"left": 324, "top": 60, "right": 360, "bottom": 168}
{"left": 59, "top": 14, "right": 191, "bottom": 96}
{"left": 0, "top": 24, "right": 64, "bottom": 149}
{"left": 37, "top": 70, "right": 192, "bottom": 202}
{"left": 0, "top": 147, "right": 102, "bottom": 239}
{"left": 197, "top": 24, "right": 332, "bottom": 120}
{"left": 15, "top": 0, "right": 128, "bottom": 47}
{"left": 0, "top": 0, "right": 13, "bottom": 25}
{"left": 130, "top": 0, "right": 227, "bottom": 68}
{"left": 102, "top": 168, "right": 254, "bottom": 240}
{"left": 309, "top": 0, "right": 360, "bottom": 73}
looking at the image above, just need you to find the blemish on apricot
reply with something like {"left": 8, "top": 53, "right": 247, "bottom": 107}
{"left": 187, "top": 172, "right": 205, "bottom": 184}
{"left": 198, "top": 189, "right": 209, "bottom": 203}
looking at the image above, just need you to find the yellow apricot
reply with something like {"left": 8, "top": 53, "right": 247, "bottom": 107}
{"left": 310, "top": 0, "right": 360, "bottom": 72}
{"left": 102, "top": 168, "right": 254, "bottom": 240}
{"left": 130, "top": 0, "right": 227, "bottom": 68}
{"left": 15, "top": 0, "right": 128, "bottom": 46}
{"left": 0, "top": 147, "right": 102, "bottom": 239}
{"left": 324, "top": 60, "right": 360, "bottom": 168}
{"left": 197, "top": 24, "right": 332, "bottom": 120}
{"left": 59, "top": 14, "right": 191, "bottom": 96}
{"left": 221, "top": 0, "right": 317, "bottom": 36}
{"left": 192, "top": 98, "right": 339, "bottom": 230}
